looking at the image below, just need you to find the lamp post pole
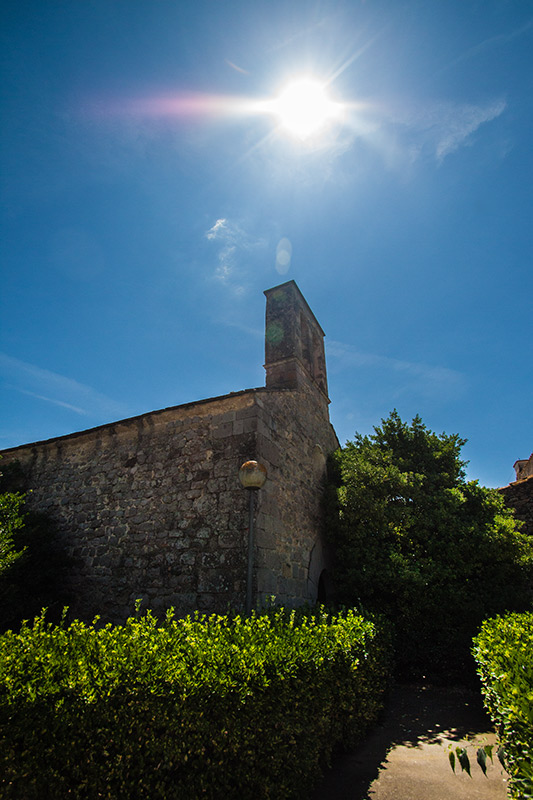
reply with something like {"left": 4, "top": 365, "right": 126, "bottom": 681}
{"left": 239, "top": 461, "right": 267, "bottom": 615}
{"left": 246, "top": 489, "right": 255, "bottom": 616}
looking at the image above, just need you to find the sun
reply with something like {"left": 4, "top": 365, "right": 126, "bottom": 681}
{"left": 270, "top": 78, "right": 342, "bottom": 139}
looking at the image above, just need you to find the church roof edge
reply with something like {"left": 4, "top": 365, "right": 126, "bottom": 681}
{"left": 0, "top": 387, "right": 274, "bottom": 455}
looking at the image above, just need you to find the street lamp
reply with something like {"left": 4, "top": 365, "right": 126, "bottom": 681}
{"left": 239, "top": 460, "right": 267, "bottom": 614}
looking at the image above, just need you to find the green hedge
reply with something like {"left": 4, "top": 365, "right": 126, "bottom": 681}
{"left": 473, "top": 612, "right": 533, "bottom": 798}
{"left": 0, "top": 606, "right": 392, "bottom": 799}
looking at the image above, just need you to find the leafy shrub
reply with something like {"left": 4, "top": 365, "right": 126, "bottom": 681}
{"left": 326, "top": 411, "right": 533, "bottom": 678}
{"left": 473, "top": 613, "right": 533, "bottom": 798}
{"left": 0, "top": 606, "right": 392, "bottom": 799}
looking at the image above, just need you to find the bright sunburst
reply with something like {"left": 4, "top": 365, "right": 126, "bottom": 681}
{"left": 267, "top": 78, "right": 343, "bottom": 140}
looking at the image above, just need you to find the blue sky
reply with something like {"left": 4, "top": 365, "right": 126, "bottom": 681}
{"left": 1, "top": 0, "right": 531, "bottom": 488}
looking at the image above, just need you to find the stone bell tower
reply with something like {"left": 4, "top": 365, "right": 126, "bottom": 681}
{"left": 264, "top": 280, "right": 329, "bottom": 402}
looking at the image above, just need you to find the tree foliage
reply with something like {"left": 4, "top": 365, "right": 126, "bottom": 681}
{"left": 0, "top": 489, "right": 26, "bottom": 575}
{"left": 0, "top": 463, "right": 72, "bottom": 632}
{"left": 326, "top": 411, "right": 533, "bottom": 678}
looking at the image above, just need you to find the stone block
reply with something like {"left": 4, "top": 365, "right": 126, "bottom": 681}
{"left": 213, "top": 422, "right": 233, "bottom": 439}
{"left": 218, "top": 491, "right": 239, "bottom": 512}
{"left": 216, "top": 411, "right": 237, "bottom": 424}
{"left": 201, "top": 552, "right": 222, "bottom": 568}
{"left": 256, "top": 567, "right": 277, "bottom": 594}
{"left": 217, "top": 532, "right": 238, "bottom": 548}
{"left": 198, "top": 571, "right": 230, "bottom": 593}
{"left": 232, "top": 419, "right": 244, "bottom": 436}
{"left": 242, "top": 418, "right": 257, "bottom": 434}
{"left": 256, "top": 529, "right": 277, "bottom": 549}
{"left": 235, "top": 406, "right": 258, "bottom": 420}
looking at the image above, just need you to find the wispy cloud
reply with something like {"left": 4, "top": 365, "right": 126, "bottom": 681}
{"left": 0, "top": 353, "right": 127, "bottom": 420}
{"left": 360, "top": 97, "right": 507, "bottom": 166}
{"left": 327, "top": 340, "right": 466, "bottom": 401}
{"left": 204, "top": 217, "right": 268, "bottom": 294}
{"left": 415, "top": 100, "right": 506, "bottom": 163}
{"left": 8, "top": 387, "right": 89, "bottom": 416}
{"left": 435, "top": 102, "right": 506, "bottom": 161}
{"left": 206, "top": 218, "right": 227, "bottom": 240}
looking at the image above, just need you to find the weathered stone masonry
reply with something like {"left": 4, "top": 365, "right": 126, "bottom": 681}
{"left": 0, "top": 281, "right": 338, "bottom": 622}
{"left": 499, "top": 454, "right": 533, "bottom": 539}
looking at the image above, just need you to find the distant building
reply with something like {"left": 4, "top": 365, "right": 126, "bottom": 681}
{"left": 0, "top": 281, "right": 338, "bottom": 622}
{"left": 500, "top": 453, "right": 533, "bottom": 539}
{"left": 513, "top": 454, "right": 533, "bottom": 482}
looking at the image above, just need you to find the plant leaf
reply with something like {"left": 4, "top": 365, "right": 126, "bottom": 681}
{"left": 477, "top": 747, "right": 487, "bottom": 776}
{"left": 449, "top": 750, "right": 456, "bottom": 773}
{"left": 457, "top": 747, "right": 472, "bottom": 777}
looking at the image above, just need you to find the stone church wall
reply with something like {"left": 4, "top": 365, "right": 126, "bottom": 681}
{"left": 252, "top": 381, "right": 338, "bottom": 606}
{"left": 0, "top": 281, "right": 339, "bottom": 622}
{"left": 1, "top": 391, "right": 258, "bottom": 621}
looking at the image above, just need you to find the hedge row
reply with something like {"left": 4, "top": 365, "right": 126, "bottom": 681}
{"left": 0, "top": 606, "right": 392, "bottom": 799}
{"left": 473, "top": 612, "right": 533, "bottom": 799}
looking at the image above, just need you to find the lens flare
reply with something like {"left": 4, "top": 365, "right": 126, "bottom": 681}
{"left": 83, "top": 75, "right": 346, "bottom": 149}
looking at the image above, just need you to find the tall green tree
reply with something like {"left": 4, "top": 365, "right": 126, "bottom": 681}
{"left": 326, "top": 411, "right": 533, "bottom": 678}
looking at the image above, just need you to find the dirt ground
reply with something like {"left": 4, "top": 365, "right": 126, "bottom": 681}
{"left": 309, "top": 683, "right": 508, "bottom": 800}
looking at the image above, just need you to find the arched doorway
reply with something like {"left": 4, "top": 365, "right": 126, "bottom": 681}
{"left": 317, "top": 569, "right": 329, "bottom": 604}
